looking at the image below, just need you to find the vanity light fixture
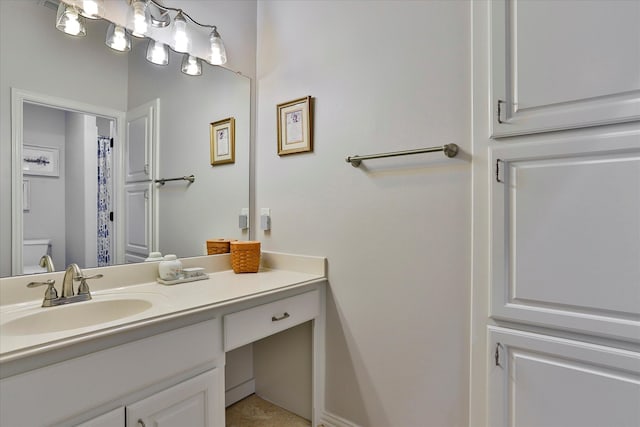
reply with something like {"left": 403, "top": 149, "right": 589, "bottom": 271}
{"left": 181, "top": 55, "right": 202, "bottom": 76}
{"left": 207, "top": 27, "right": 227, "bottom": 66}
{"left": 78, "top": 0, "right": 104, "bottom": 19}
{"left": 146, "top": 39, "right": 169, "bottom": 65}
{"left": 105, "top": 23, "right": 131, "bottom": 52}
{"left": 54, "top": 0, "right": 228, "bottom": 74}
{"left": 56, "top": 2, "right": 86, "bottom": 36}
{"left": 128, "top": 0, "right": 151, "bottom": 38}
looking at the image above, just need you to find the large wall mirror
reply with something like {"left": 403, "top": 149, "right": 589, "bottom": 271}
{"left": 0, "top": 0, "right": 250, "bottom": 278}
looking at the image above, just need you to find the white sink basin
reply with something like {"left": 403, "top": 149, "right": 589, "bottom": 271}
{"left": 2, "top": 297, "right": 159, "bottom": 336}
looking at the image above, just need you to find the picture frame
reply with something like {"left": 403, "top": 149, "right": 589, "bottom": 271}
{"left": 210, "top": 117, "right": 236, "bottom": 165}
{"left": 22, "top": 179, "right": 30, "bottom": 212}
{"left": 23, "top": 145, "right": 59, "bottom": 177}
{"left": 277, "top": 96, "right": 313, "bottom": 156}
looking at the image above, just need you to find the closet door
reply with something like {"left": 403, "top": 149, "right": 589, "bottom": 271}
{"left": 488, "top": 326, "right": 640, "bottom": 427}
{"left": 490, "top": 0, "right": 640, "bottom": 137}
{"left": 490, "top": 129, "right": 640, "bottom": 342}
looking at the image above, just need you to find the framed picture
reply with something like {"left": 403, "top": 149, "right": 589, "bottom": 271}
{"left": 210, "top": 117, "right": 235, "bottom": 165}
{"left": 23, "top": 145, "right": 59, "bottom": 177}
{"left": 277, "top": 96, "right": 313, "bottom": 156}
{"left": 22, "top": 179, "right": 30, "bottom": 212}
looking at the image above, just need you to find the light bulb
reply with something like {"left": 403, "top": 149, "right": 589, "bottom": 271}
{"left": 208, "top": 27, "right": 227, "bottom": 65}
{"left": 106, "top": 23, "right": 131, "bottom": 52}
{"left": 56, "top": 3, "right": 86, "bottom": 37}
{"left": 65, "top": 13, "right": 81, "bottom": 35}
{"left": 181, "top": 55, "right": 202, "bottom": 76}
{"left": 130, "top": 0, "right": 150, "bottom": 38}
{"left": 112, "top": 27, "right": 127, "bottom": 51}
{"left": 172, "top": 12, "right": 191, "bottom": 53}
{"left": 82, "top": 0, "right": 100, "bottom": 18}
{"left": 146, "top": 40, "right": 169, "bottom": 65}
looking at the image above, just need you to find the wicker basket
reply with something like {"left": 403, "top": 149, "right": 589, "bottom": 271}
{"left": 206, "top": 239, "right": 236, "bottom": 255}
{"left": 230, "top": 241, "right": 261, "bottom": 273}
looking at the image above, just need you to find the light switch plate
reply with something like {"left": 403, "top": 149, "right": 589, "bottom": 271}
{"left": 239, "top": 208, "right": 249, "bottom": 230}
{"left": 260, "top": 208, "right": 271, "bottom": 231}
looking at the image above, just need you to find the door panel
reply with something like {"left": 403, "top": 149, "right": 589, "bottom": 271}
{"left": 491, "top": 129, "right": 640, "bottom": 342}
{"left": 491, "top": 0, "right": 640, "bottom": 137}
{"left": 489, "top": 327, "right": 640, "bottom": 427}
{"left": 126, "top": 369, "right": 223, "bottom": 427}
{"left": 124, "top": 182, "right": 152, "bottom": 259}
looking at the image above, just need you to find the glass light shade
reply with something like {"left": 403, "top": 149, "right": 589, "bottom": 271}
{"left": 172, "top": 12, "right": 191, "bottom": 53}
{"left": 146, "top": 40, "right": 169, "bottom": 65}
{"left": 79, "top": 0, "right": 104, "bottom": 19}
{"left": 207, "top": 27, "right": 227, "bottom": 65}
{"left": 105, "top": 23, "right": 131, "bottom": 52}
{"left": 181, "top": 55, "right": 202, "bottom": 76}
{"left": 56, "top": 3, "right": 86, "bottom": 37}
{"left": 129, "top": 0, "right": 151, "bottom": 38}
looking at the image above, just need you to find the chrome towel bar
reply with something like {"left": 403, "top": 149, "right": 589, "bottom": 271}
{"left": 155, "top": 175, "right": 195, "bottom": 185}
{"left": 346, "top": 144, "right": 459, "bottom": 167}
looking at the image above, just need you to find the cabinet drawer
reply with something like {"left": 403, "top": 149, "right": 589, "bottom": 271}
{"left": 224, "top": 290, "right": 320, "bottom": 351}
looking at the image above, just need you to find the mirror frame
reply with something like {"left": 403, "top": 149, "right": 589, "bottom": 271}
{"left": 11, "top": 88, "right": 126, "bottom": 276}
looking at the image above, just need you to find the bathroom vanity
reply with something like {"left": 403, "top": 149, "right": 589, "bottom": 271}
{"left": 0, "top": 252, "right": 326, "bottom": 427}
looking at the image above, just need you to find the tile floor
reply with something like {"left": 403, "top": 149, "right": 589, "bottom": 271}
{"left": 225, "top": 394, "right": 311, "bottom": 427}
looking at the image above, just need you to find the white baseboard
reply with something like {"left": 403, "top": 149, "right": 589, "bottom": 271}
{"left": 318, "top": 410, "right": 360, "bottom": 427}
{"left": 225, "top": 378, "right": 255, "bottom": 407}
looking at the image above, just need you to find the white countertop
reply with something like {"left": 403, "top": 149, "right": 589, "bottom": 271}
{"left": 0, "top": 252, "right": 326, "bottom": 366}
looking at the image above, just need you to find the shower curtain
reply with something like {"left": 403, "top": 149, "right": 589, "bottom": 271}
{"left": 97, "top": 136, "right": 113, "bottom": 266}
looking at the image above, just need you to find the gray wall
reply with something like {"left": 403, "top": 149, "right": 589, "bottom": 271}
{"left": 254, "top": 1, "right": 471, "bottom": 425}
{"left": 22, "top": 103, "right": 67, "bottom": 269}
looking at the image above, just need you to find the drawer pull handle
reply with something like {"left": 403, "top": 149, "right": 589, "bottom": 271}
{"left": 272, "top": 312, "right": 290, "bottom": 322}
{"left": 138, "top": 419, "right": 146, "bottom": 427}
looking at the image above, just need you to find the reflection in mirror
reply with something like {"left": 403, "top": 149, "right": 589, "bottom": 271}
{"left": 0, "top": 1, "right": 250, "bottom": 278}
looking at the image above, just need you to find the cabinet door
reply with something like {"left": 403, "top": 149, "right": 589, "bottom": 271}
{"left": 76, "top": 407, "right": 124, "bottom": 427}
{"left": 491, "top": 129, "right": 640, "bottom": 342}
{"left": 126, "top": 369, "right": 223, "bottom": 427}
{"left": 488, "top": 326, "right": 640, "bottom": 427}
{"left": 124, "top": 182, "right": 153, "bottom": 260}
{"left": 125, "top": 100, "right": 158, "bottom": 183}
{"left": 491, "top": 0, "right": 640, "bottom": 137}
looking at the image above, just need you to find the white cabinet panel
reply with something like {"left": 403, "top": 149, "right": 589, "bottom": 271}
{"left": 224, "top": 290, "right": 319, "bottom": 351}
{"left": 125, "top": 100, "right": 158, "bottom": 183}
{"left": 491, "top": 130, "right": 640, "bottom": 342}
{"left": 491, "top": 0, "right": 640, "bottom": 137}
{"left": 126, "top": 369, "right": 223, "bottom": 427}
{"left": 489, "top": 327, "right": 640, "bottom": 427}
{"left": 124, "top": 182, "right": 153, "bottom": 258}
{"left": 75, "top": 407, "right": 124, "bottom": 427}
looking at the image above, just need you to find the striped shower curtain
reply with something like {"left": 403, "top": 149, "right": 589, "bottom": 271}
{"left": 97, "top": 136, "right": 112, "bottom": 266}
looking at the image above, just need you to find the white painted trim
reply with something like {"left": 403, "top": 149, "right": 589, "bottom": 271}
{"left": 318, "top": 410, "right": 360, "bottom": 427}
{"left": 225, "top": 378, "right": 255, "bottom": 407}
{"left": 312, "top": 284, "right": 327, "bottom": 427}
{"left": 10, "top": 88, "right": 126, "bottom": 275}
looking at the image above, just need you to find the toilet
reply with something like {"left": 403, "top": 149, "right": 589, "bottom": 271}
{"left": 23, "top": 238, "right": 52, "bottom": 274}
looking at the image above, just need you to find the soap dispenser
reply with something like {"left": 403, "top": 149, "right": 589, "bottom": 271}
{"left": 158, "top": 254, "right": 183, "bottom": 280}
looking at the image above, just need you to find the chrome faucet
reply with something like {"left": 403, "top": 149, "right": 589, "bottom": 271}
{"left": 39, "top": 255, "right": 55, "bottom": 272}
{"left": 27, "top": 263, "right": 103, "bottom": 307}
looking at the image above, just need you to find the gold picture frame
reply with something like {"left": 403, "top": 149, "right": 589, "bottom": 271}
{"left": 210, "top": 117, "right": 235, "bottom": 165}
{"left": 277, "top": 96, "right": 313, "bottom": 156}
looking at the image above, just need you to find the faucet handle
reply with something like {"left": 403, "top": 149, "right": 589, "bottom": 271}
{"left": 77, "top": 273, "right": 103, "bottom": 296}
{"left": 27, "top": 279, "right": 58, "bottom": 303}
